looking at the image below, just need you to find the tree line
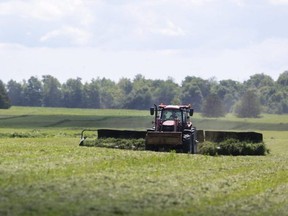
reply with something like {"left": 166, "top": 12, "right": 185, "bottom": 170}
{"left": 1, "top": 71, "right": 288, "bottom": 117}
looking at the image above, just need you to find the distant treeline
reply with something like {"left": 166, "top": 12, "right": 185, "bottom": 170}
{"left": 1, "top": 71, "right": 288, "bottom": 116}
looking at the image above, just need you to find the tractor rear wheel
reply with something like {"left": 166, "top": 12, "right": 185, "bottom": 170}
{"left": 183, "top": 129, "right": 197, "bottom": 154}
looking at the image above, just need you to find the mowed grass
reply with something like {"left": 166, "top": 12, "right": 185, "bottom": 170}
{"left": 0, "top": 107, "right": 287, "bottom": 216}
{"left": 0, "top": 136, "right": 287, "bottom": 216}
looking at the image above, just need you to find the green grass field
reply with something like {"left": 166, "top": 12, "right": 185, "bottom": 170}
{"left": 0, "top": 107, "right": 287, "bottom": 216}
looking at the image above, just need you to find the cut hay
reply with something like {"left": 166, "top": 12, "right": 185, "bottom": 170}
{"left": 198, "top": 139, "right": 269, "bottom": 156}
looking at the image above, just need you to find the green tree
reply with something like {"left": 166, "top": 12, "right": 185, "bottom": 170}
{"left": 244, "top": 73, "right": 274, "bottom": 89}
{"left": 234, "top": 90, "right": 261, "bottom": 118}
{"left": 277, "top": 71, "right": 288, "bottom": 87}
{"left": 117, "top": 78, "right": 133, "bottom": 108}
{"left": 257, "top": 86, "right": 287, "bottom": 114}
{"left": 96, "top": 78, "right": 119, "bottom": 109}
{"left": 181, "top": 77, "right": 202, "bottom": 111}
{"left": 152, "top": 78, "right": 180, "bottom": 105}
{"left": 124, "top": 87, "right": 152, "bottom": 109}
{"left": 181, "top": 76, "right": 213, "bottom": 111}
{"left": 62, "top": 78, "right": 84, "bottom": 108}
{"left": 23, "top": 76, "right": 43, "bottom": 106}
{"left": 0, "top": 80, "right": 11, "bottom": 109}
{"left": 213, "top": 79, "right": 243, "bottom": 113}
{"left": 118, "top": 78, "right": 133, "bottom": 95}
{"left": 276, "top": 71, "right": 288, "bottom": 114}
{"left": 244, "top": 73, "right": 286, "bottom": 114}
{"left": 42, "top": 75, "right": 62, "bottom": 107}
{"left": 123, "top": 74, "right": 152, "bottom": 109}
{"left": 82, "top": 79, "right": 101, "bottom": 109}
{"left": 6, "top": 80, "right": 24, "bottom": 106}
{"left": 202, "top": 94, "right": 226, "bottom": 117}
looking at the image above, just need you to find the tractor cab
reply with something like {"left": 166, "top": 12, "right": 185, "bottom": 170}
{"left": 161, "top": 109, "right": 182, "bottom": 121}
{"left": 150, "top": 104, "right": 193, "bottom": 132}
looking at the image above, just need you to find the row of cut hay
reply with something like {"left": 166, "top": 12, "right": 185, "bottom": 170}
{"left": 97, "top": 129, "right": 263, "bottom": 143}
{"left": 81, "top": 137, "right": 268, "bottom": 156}
{"left": 82, "top": 138, "right": 145, "bottom": 150}
{"left": 198, "top": 139, "right": 268, "bottom": 156}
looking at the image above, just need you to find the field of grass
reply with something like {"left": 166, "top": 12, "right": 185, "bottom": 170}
{"left": 0, "top": 106, "right": 287, "bottom": 216}
{"left": 1, "top": 106, "right": 288, "bottom": 131}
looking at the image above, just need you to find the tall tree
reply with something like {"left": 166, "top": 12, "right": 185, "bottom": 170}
{"left": 213, "top": 79, "right": 243, "bottom": 112}
{"left": 123, "top": 74, "right": 152, "bottom": 109}
{"left": 244, "top": 73, "right": 274, "bottom": 89}
{"left": 124, "top": 87, "right": 152, "bottom": 109}
{"left": 117, "top": 78, "right": 133, "bottom": 108}
{"left": 62, "top": 78, "right": 84, "bottom": 108}
{"left": 234, "top": 90, "right": 261, "bottom": 118}
{"left": 181, "top": 76, "right": 214, "bottom": 111}
{"left": 277, "top": 71, "right": 288, "bottom": 87}
{"left": 152, "top": 78, "right": 180, "bottom": 105}
{"left": 277, "top": 72, "right": 288, "bottom": 113}
{"left": 23, "top": 76, "right": 43, "bottom": 106}
{"left": 244, "top": 73, "right": 281, "bottom": 114}
{"left": 6, "top": 80, "right": 24, "bottom": 106}
{"left": 201, "top": 94, "right": 225, "bottom": 117}
{"left": 118, "top": 78, "right": 133, "bottom": 96}
{"left": 97, "top": 78, "right": 119, "bottom": 109}
{"left": 82, "top": 79, "right": 101, "bottom": 109}
{"left": 0, "top": 80, "right": 11, "bottom": 109}
{"left": 42, "top": 75, "right": 62, "bottom": 107}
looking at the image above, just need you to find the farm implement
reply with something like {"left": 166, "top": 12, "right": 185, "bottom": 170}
{"left": 79, "top": 104, "right": 263, "bottom": 154}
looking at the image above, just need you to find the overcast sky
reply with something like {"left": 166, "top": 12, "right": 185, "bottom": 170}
{"left": 1, "top": 0, "right": 288, "bottom": 84}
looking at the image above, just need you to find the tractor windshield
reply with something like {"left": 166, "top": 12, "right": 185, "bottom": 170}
{"left": 161, "top": 109, "right": 182, "bottom": 121}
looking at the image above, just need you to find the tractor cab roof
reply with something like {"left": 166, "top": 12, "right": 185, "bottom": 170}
{"left": 158, "top": 104, "right": 191, "bottom": 110}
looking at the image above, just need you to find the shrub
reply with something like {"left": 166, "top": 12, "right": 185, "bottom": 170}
{"left": 199, "top": 139, "right": 268, "bottom": 156}
{"left": 218, "top": 139, "right": 268, "bottom": 156}
{"left": 198, "top": 142, "right": 218, "bottom": 156}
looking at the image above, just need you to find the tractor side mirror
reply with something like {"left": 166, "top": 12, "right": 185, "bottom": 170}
{"left": 189, "top": 109, "right": 194, "bottom": 116}
{"left": 150, "top": 107, "right": 154, "bottom": 115}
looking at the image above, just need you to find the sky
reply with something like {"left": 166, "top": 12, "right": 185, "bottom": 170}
{"left": 1, "top": 0, "right": 288, "bottom": 84}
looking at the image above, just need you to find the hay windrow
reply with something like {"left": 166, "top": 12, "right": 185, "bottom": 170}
{"left": 81, "top": 138, "right": 269, "bottom": 156}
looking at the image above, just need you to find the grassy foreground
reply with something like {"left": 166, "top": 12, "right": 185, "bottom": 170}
{"left": 0, "top": 107, "right": 287, "bottom": 216}
{"left": 0, "top": 137, "right": 287, "bottom": 216}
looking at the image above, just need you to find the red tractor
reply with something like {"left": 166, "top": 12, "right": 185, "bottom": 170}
{"left": 145, "top": 104, "right": 197, "bottom": 153}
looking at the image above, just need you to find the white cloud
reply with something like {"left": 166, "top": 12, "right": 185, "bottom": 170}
{"left": 40, "top": 26, "right": 92, "bottom": 46}
{"left": 151, "top": 20, "right": 186, "bottom": 36}
{"left": 1, "top": 37, "right": 287, "bottom": 84}
{"left": 1, "top": 0, "right": 288, "bottom": 83}
{"left": 269, "top": 0, "right": 288, "bottom": 5}
{"left": 168, "top": 0, "right": 217, "bottom": 6}
{"left": 0, "top": 42, "right": 25, "bottom": 50}
{"left": 0, "top": 0, "right": 94, "bottom": 23}
{"left": 251, "top": 38, "right": 288, "bottom": 73}
{"left": 1, "top": 0, "right": 62, "bottom": 20}
{"left": 185, "top": 38, "right": 288, "bottom": 81}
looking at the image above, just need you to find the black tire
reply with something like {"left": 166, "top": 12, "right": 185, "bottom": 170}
{"left": 183, "top": 128, "right": 197, "bottom": 154}
{"left": 191, "top": 133, "right": 197, "bottom": 154}
{"left": 182, "top": 133, "right": 192, "bottom": 153}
